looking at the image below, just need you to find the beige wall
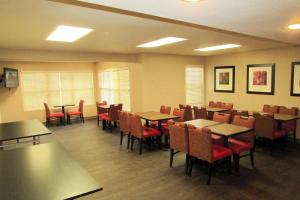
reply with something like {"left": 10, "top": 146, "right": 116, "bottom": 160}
{"left": 205, "top": 46, "right": 300, "bottom": 138}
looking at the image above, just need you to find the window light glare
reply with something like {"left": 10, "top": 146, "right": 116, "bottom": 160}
{"left": 46, "top": 25, "right": 93, "bottom": 42}
{"left": 137, "top": 37, "right": 187, "bottom": 48}
{"left": 288, "top": 24, "right": 300, "bottom": 30}
{"left": 195, "top": 44, "right": 241, "bottom": 52}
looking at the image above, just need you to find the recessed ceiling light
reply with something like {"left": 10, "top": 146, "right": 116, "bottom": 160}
{"left": 195, "top": 44, "right": 241, "bottom": 52}
{"left": 137, "top": 37, "right": 187, "bottom": 48}
{"left": 288, "top": 24, "right": 300, "bottom": 30}
{"left": 46, "top": 25, "right": 93, "bottom": 42}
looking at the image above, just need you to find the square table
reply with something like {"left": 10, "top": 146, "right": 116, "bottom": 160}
{"left": 206, "top": 107, "right": 230, "bottom": 112}
{"left": 138, "top": 111, "right": 180, "bottom": 130}
{"left": 208, "top": 123, "right": 253, "bottom": 146}
{"left": 54, "top": 104, "right": 75, "bottom": 114}
{"left": 186, "top": 119, "right": 222, "bottom": 128}
{"left": 0, "top": 142, "right": 102, "bottom": 200}
{"left": 0, "top": 119, "right": 51, "bottom": 146}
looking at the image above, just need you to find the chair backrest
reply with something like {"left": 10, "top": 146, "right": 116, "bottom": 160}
{"left": 179, "top": 104, "right": 186, "bottom": 109}
{"left": 262, "top": 104, "right": 279, "bottom": 114}
{"left": 118, "top": 111, "right": 131, "bottom": 134}
{"left": 173, "top": 108, "right": 185, "bottom": 122}
{"left": 254, "top": 113, "right": 277, "bottom": 139}
{"left": 78, "top": 100, "right": 84, "bottom": 113}
{"left": 208, "top": 101, "right": 217, "bottom": 107}
{"left": 169, "top": 123, "right": 189, "bottom": 153}
{"left": 130, "top": 114, "right": 143, "bottom": 138}
{"left": 43, "top": 102, "right": 51, "bottom": 117}
{"left": 96, "top": 101, "right": 107, "bottom": 114}
{"left": 193, "top": 106, "right": 208, "bottom": 119}
{"left": 118, "top": 110, "right": 124, "bottom": 132}
{"left": 221, "top": 102, "right": 233, "bottom": 109}
{"left": 278, "top": 106, "right": 298, "bottom": 116}
{"left": 160, "top": 105, "right": 171, "bottom": 115}
{"left": 212, "top": 112, "right": 231, "bottom": 123}
{"left": 232, "top": 115, "right": 255, "bottom": 146}
{"left": 109, "top": 104, "right": 123, "bottom": 121}
{"left": 187, "top": 125, "right": 213, "bottom": 163}
{"left": 183, "top": 105, "right": 193, "bottom": 121}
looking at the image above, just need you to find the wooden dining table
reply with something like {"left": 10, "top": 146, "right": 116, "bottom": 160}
{"left": 186, "top": 119, "right": 222, "bottom": 128}
{"left": 138, "top": 111, "right": 180, "bottom": 130}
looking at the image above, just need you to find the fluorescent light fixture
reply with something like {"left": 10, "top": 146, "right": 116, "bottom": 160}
{"left": 195, "top": 44, "right": 241, "bottom": 52}
{"left": 137, "top": 37, "right": 187, "bottom": 48}
{"left": 182, "top": 0, "right": 201, "bottom": 2}
{"left": 288, "top": 24, "right": 300, "bottom": 30}
{"left": 46, "top": 25, "right": 93, "bottom": 42}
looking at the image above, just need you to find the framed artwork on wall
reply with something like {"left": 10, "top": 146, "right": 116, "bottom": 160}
{"left": 246, "top": 63, "right": 275, "bottom": 95}
{"left": 214, "top": 66, "right": 235, "bottom": 93}
{"left": 290, "top": 62, "right": 300, "bottom": 96}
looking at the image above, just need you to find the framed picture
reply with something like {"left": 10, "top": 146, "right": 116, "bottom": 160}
{"left": 246, "top": 63, "right": 275, "bottom": 95}
{"left": 214, "top": 66, "right": 235, "bottom": 93}
{"left": 290, "top": 62, "right": 300, "bottom": 96}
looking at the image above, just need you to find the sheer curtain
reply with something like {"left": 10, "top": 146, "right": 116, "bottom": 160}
{"left": 185, "top": 66, "right": 204, "bottom": 106}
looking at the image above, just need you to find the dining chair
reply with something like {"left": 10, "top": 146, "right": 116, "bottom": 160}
{"left": 96, "top": 100, "right": 108, "bottom": 126}
{"left": 220, "top": 102, "right": 234, "bottom": 109}
{"left": 262, "top": 104, "right": 279, "bottom": 114}
{"left": 161, "top": 108, "right": 185, "bottom": 137}
{"left": 130, "top": 114, "right": 161, "bottom": 154}
{"left": 254, "top": 113, "right": 286, "bottom": 155}
{"left": 66, "top": 100, "right": 84, "bottom": 124}
{"left": 193, "top": 106, "right": 208, "bottom": 119}
{"left": 278, "top": 106, "right": 298, "bottom": 143}
{"left": 187, "top": 125, "right": 232, "bottom": 185}
{"left": 211, "top": 112, "right": 231, "bottom": 142}
{"left": 229, "top": 115, "right": 255, "bottom": 174}
{"left": 169, "top": 123, "right": 190, "bottom": 174}
{"left": 183, "top": 105, "right": 193, "bottom": 121}
{"left": 118, "top": 111, "right": 131, "bottom": 149}
{"left": 43, "top": 102, "right": 65, "bottom": 126}
{"left": 100, "top": 103, "right": 123, "bottom": 132}
{"left": 160, "top": 105, "right": 171, "bottom": 114}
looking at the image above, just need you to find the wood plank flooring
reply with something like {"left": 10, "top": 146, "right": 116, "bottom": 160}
{"left": 40, "top": 119, "right": 300, "bottom": 200}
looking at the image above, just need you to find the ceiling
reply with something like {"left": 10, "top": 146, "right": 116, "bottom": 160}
{"left": 0, "top": 0, "right": 294, "bottom": 57}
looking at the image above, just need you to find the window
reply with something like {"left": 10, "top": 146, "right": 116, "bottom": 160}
{"left": 99, "top": 68, "right": 131, "bottom": 111}
{"left": 185, "top": 66, "right": 204, "bottom": 106}
{"left": 21, "top": 71, "right": 94, "bottom": 111}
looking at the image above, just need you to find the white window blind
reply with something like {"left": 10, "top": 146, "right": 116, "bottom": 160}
{"left": 21, "top": 71, "right": 94, "bottom": 111}
{"left": 185, "top": 67, "right": 204, "bottom": 106}
{"left": 99, "top": 68, "right": 131, "bottom": 111}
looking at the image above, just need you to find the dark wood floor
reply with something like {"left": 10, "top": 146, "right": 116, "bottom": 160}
{"left": 43, "top": 119, "right": 300, "bottom": 200}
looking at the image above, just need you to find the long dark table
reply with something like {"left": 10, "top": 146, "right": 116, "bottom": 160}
{"left": 0, "top": 142, "right": 102, "bottom": 200}
{"left": 0, "top": 119, "right": 51, "bottom": 145}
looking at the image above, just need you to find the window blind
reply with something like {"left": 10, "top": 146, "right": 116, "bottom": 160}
{"left": 99, "top": 68, "right": 131, "bottom": 111}
{"left": 21, "top": 71, "right": 94, "bottom": 111}
{"left": 185, "top": 67, "right": 204, "bottom": 106}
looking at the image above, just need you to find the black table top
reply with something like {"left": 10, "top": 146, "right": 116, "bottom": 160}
{"left": 54, "top": 104, "right": 75, "bottom": 107}
{"left": 0, "top": 142, "right": 102, "bottom": 200}
{"left": 0, "top": 119, "right": 51, "bottom": 142}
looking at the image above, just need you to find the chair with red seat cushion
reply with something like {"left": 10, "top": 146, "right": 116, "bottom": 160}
{"left": 229, "top": 115, "right": 255, "bottom": 173}
{"left": 161, "top": 108, "right": 185, "bottom": 136}
{"left": 169, "top": 123, "right": 189, "bottom": 174}
{"left": 130, "top": 114, "right": 161, "bottom": 154}
{"left": 262, "top": 104, "right": 279, "bottom": 114}
{"left": 211, "top": 112, "right": 231, "bottom": 142}
{"left": 254, "top": 113, "right": 286, "bottom": 155}
{"left": 193, "top": 106, "right": 208, "bottom": 119}
{"left": 150, "top": 105, "right": 172, "bottom": 126}
{"left": 220, "top": 102, "right": 234, "bottom": 110}
{"left": 187, "top": 125, "right": 232, "bottom": 184}
{"left": 43, "top": 102, "right": 65, "bottom": 127}
{"left": 96, "top": 100, "right": 108, "bottom": 126}
{"left": 100, "top": 104, "right": 122, "bottom": 132}
{"left": 183, "top": 105, "right": 193, "bottom": 121}
{"left": 67, "top": 100, "right": 84, "bottom": 124}
{"left": 279, "top": 106, "right": 298, "bottom": 144}
{"left": 118, "top": 111, "right": 131, "bottom": 149}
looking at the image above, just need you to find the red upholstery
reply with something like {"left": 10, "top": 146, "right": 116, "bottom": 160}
{"left": 274, "top": 130, "right": 286, "bottom": 139}
{"left": 99, "top": 113, "right": 108, "bottom": 118}
{"left": 49, "top": 113, "right": 64, "bottom": 117}
{"left": 213, "top": 144, "right": 232, "bottom": 161}
{"left": 143, "top": 127, "right": 161, "bottom": 138}
{"left": 67, "top": 111, "right": 81, "bottom": 116}
{"left": 100, "top": 114, "right": 109, "bottom": 121}
{"left": 228, "top": 138, "right": 252, "bottom": 154}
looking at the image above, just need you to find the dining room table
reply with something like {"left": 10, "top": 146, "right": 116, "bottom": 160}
{"left": 54, "top": 104, "right": 75, "bottom": 114}
{"left": 185, "top": 119, "right": 222, "bottom": 128}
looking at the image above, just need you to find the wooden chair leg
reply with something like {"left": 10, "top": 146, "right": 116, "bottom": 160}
{"left": 127, "top": 135, "right": 131, "bottom": 149}
{"left": 82, "top": 114, "right": 85, "bottom": 123}
{"left": 233, "top": 154, "right": 240, "bottom": 174}
{"left": 170, "top": 149, "right": 174, "bottom": 168}
{"left": 130, "top": 137, "right": 134, "bottom": 151}
{"left": 185, "top": 154, "right": 190, "bottom": 175}
{"left": 97, "top": 116, "right": 100, "bottom": 126}
{"left": 139, "top": 139, "right": 143, "bottom": 155}
{"left": 250, "top": 149, "right": 255, "bottom": 167}
{"left": 188, "top": 157, "right": 194, "bottom": 176}
{"left": 207, "top": 163, "right": 212, "bottom": 185}
{"left": 293, "top": 131, "right": 296, "bottom": 144}
{"left": 120, "top": 132, "right": 124, "bottom": 145}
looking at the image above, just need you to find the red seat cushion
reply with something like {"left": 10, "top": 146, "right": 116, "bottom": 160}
{"left": 161, "top": 124, "right": 169, "bottom": 135}
{"left": 228, "top": 138, "right": 252, "bottom": 154}
{"left": 67, "top": 111, "right": 81, "bottom": 116}
{"left": 213, "top": 144, "right": 232, "bottom": 161}
{"left": 211, "top": 134, "right": 224, "bottom": 144}
{"left": 143, "top": 127, "right": 161, "bottom": 138}
{"left": 99, "top": 113, "right": 109, "bottom": 120}
{"left": 274, "top": 130, "right": 286, "bottom": 139}
{"left": 49, "top": 113, "right": 64, "bottom": 117}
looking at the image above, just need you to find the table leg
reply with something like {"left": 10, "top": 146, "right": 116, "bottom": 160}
{"left": 146, "top": 120, "right": 149, "bottom": 127}
{"left": 0, "top": 141, "right": 3, "bottom": 151}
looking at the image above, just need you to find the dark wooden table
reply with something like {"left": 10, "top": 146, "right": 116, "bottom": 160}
{"left": 186, "top": 119, "right": 222, "bottom": 128}
{"left": 208, "top": 123, "right": 253, "bottom": 146}
{"left": 0, "top": 142, "right": 102, "bottom": 200}
{"left": 0, "top": 119, "right": 51, "bottom": 145}
{"left": 206, "top": 107, "right": 230, "bottom": 112}
{"left": 54, "top": 104, "right": 75, "bottom": 114}
{"left": 138, "top": 111, "right": 180, "bottom": 130}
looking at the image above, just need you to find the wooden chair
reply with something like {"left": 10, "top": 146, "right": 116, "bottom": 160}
{"left": 211, "top": 112, "right": 231, "bottom": 142}
{"left": 96, "top": 100, "right": 108, "bottom": 126}
{"left": 183, "top": 105, "right": 193, "bottom": 121}
{"left": 100, "top": 104, "right": 122, "bottom": 132}
{"left": 118, "top": 111, "right": 131, "bottom": 149}
{"left": 193, "top": 106, "right": 208, "bottom": 119}
{"left": 262, "top": 104, "right": 279, "bottom": 114}
{"left": 67, "top": 100, "right": 84, "bottom": 124}
{"left": 278, "top": 106, "right": 298, "bottom": 144}
{"left": 43, "top": 102, "right": 65, "bottom": 127}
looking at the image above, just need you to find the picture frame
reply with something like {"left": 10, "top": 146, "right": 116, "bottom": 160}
{"left": 214, "top": 66, "right": 235, "bottom": 93}
{"left": 246, "top": 63, "right": 275, "bottom": 95}
{"left": 290, "top": 61, "right": 300, "bottom": 96}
